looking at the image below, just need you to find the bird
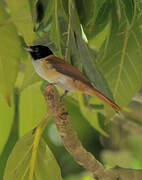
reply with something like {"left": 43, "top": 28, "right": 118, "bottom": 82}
{"left": 25, "top": 45, "right": 121, "bottom": 112}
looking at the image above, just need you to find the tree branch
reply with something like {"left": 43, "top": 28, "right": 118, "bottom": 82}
{"left": 44, "top": 85, "right": 142, "bottom": 180}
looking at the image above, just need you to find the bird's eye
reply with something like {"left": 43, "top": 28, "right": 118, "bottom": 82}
{"left": 34, "top": 48, "right": 39, "bottom": 53}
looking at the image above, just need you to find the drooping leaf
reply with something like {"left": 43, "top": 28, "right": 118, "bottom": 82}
{"left": 76, "top": 33, "right": 114, "bottom": 101}
{"left": 64, "top": 1, "right": 113, "bottom": 101}
{"left": 0, "top": 90, "right": 19, "bottom": 179}
{"left": 0, "top": 3, "right": 21, "bottom": 104}
{"left": 69, "top": 1, "right": 81, "bottom": 34}
{"left": 5, "top": 0, "right": 36, "bottom": 44}
{"left": 65, "top": 27, "right": 81, "bottom": 68}
{"left": 0, "top": 111, "right": 19, "bottom": 180}
{"left": 62, "top": 1, "right": 113, "bottom": 103}
{"left": 4, "top": 131, "right": 62, "bottom": 180}
{"left": 19, "top": 82, "right": 47, "bottom": 137}
{"left": 0, "top": 95, "right": 15, "bottom": 154}
{"left": 49, "top": 0, "right": 68, "bottom": 58}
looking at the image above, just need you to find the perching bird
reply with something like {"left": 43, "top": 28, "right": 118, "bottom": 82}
{"left": 25, "top": 45, "right": 121, "bottom": 112}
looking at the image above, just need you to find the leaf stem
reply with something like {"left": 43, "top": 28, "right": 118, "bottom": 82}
{"left": 28, "top": 113, "right": 49, "bottom": 180}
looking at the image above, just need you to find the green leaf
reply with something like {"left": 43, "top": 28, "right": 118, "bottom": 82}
{"left": 49, "top": 0, "right": 68, "bottom": 57}
{"left": 0, "top": 91, "right": 19, "bottom": 179}
{"left": 64, "top": 0, "right": 82, "bottom": 67}
{"left": 97, "top": 14, "right": 142, "bottom": 107}
{"left": 68, "top": 1, "right": 113, "bottom": 101}
{"left": 5, "top": 0, "right": 36, "bottom": 44}
{"left": 76, "top": 32, "right": 114, "bottom": 101}
{"left": 3, "top": 131, "right": 34, "bottom": 180}
{"left": 64, "top": 172, "right": 94, "bottom": 180}
{"left": 0, "top": 95, "right": 14, "bottom": 154}
{"left": 101, "top": 150, "right": 135, "bottom": 168}
{"left": 50, "top": 0, "right": 62, "bottom": 57}
{"left": 88, "top": 19, "right": 111, "bottom": 51}
{"left": 75, "top": 0, "right": 106, "bottom": 39}
{"left": 35, "top": 138, "right": 62, "bottom": 180}
{"left": 21, "top": 55, "right": 42, "bottom": 91}
{"left": 60, "top": 1, "right": 81, "bottom": 67}
{"left": 0, "top": 3, "right": 21, "bottom": 104}
{"left": 30, "top": 0, "right": 51, "bottom": 28}
{"left": 121, "top": 0, "right": 135, "bottom": 24}
{"left": 91, "top": 2, "right": 113, "bottom": 37}
{"left": 42, "top": 0, "right": 53, "bottom": 26}
{"left": 64, "top": 97, "right": 99, "bottom": 140}
{"left": 4, "top": 131, "right": 62, "bottom": 180}
{"left": 78, "top": 93, "right": 108, "bottom": 137}
{"left": 29, "top": 0, "right": 38, "bottom": 25}
{"left": 19, "top": 82, "right": 47, "bottom": 137}
{"left": 69, "top": 1, "right": 81, "bottom": 34}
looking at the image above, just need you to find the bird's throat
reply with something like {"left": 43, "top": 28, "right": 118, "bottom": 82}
{"left": 32, "top": 59, "right": 48, "bottom": 80}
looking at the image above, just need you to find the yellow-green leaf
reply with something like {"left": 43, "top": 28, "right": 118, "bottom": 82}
{"left": 88, "top": 19, "right": 111, "bottom": 51}
{"left": 35, "top": 138, "right": 62, "bottom": 180}
{"left": 4, "top": 131, "right": 62, "bottom": 180}
{"left": 0, "top": 95, "right": 14, "bottom": 154}
{"left": 98, "top": 16, "right": 142, "bottom": 107}
{"left": 21, "top": 55, "right": 42, "bottom": 91}
{"left": 0, "top": 3, "right": 21, "bottom": 104}
{"left": 78, "top": 93, "right": 108, "bottom": 136}
{"left": 5, "top": 0, "right": 36, "bottom": 44}
{"left": 19, "top": 82, "right": 47, "bottom": 137}
{"left": 51, "top": 0, "right": 62, "bottom": 57}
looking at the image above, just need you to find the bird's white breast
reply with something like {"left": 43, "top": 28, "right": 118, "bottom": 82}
{"left": 32, "top": 59, "right": 48, "bottom": 81}
{"left": 32, "top": 59, "right": 75, "bottom": 91}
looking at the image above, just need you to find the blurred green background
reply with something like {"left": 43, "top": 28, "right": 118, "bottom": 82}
{"left": 1, "top": 0, "right": 142, "bottom": 179}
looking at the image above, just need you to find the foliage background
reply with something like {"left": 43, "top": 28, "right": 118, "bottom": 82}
{"left": 0, "top": 0, "right": 142, "bottom": 179}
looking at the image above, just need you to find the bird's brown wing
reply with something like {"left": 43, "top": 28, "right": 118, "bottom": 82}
{"left": 44, "top": 55, "right": 91, "bottom": 86}
{"left": 44, "top": 56, "right": 121, "bottom": 112}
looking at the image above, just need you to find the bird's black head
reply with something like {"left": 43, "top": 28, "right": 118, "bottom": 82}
{"left": 25, "top": 45, "right": 53, "bottom": 60}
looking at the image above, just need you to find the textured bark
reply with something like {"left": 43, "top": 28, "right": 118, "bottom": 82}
{"left": 44, "top": 85, "right": 142, "bottom": 180}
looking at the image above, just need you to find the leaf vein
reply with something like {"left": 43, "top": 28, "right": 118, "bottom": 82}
{"left": 114, "top": 27, "right": 130, "bottom": 98}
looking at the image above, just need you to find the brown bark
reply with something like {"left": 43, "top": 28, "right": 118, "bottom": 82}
{"left": 44, "top": 85, "right": 142, "bottom": 180}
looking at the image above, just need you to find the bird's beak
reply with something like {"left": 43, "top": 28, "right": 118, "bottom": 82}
{"left": 24, "top": 47, "right": 33, "bottom": 52}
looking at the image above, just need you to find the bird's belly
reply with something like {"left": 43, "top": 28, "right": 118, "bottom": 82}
{"left": 32, "top": 60, "right": 47, "bottom": 80}
{"left": 32, "top": 60, "right": 58, "bottom": 83}
{"left": 43, "top": 70, "right": 74, "bottom": 91}
{"left": 32, "top": 60, "right": 75, "bottom": 90}
{"left": 56, "top": 76, "right": 75, "bottom": 91}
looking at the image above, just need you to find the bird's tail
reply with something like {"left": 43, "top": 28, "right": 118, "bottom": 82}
{"left": 86, "top": 87, "right": 121, "bottom": 112}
